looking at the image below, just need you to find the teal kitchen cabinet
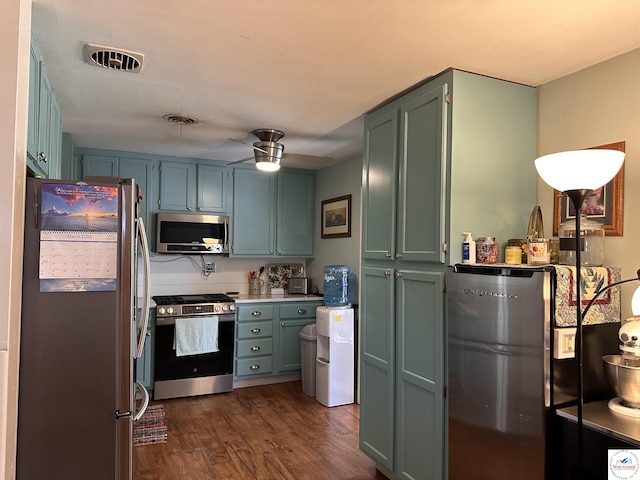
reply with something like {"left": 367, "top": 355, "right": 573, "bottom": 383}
{"left": 158, "top": 160, "right": 229, "bottom": 214}
{"left": 231, "top": 168, "right": 314, "bottom": 257}
{"left": 359, "top": 69, "right": 537, "bottom": 480}
{"left": 82, "top": 153, "right": 157, "bottom": 246}
{"left": 135, "top": 308, "right": 155, "bottom": 391}
{"left": 275, "top": 301, "right": 322, "bottom": 373}
{"left": 360, "top": 267, "right": 444, "bottom": 479}
{"left": 27, "top": 42, "right": 62, "bottom": 179}
{"left": 235, "top": 304, "right": 275, "bottom": 378}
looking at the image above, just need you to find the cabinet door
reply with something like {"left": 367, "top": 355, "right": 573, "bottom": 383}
{"left": 47, "top": 95, "right": 62, "bottom": 179}
{"left": 231, "top": 169, "right": 276, "bottom": 256}
{"left": 397, "top": 84, "right": 448, "bottom": 263}
{"left": 196, "top": 164, "right": 228, "bottom": 213}
{"left": 159, "top": 160, "right": 196, "bottom": 211}
{"left": 395, "top": 270, "right": 444, "bottom": 480}
{"left": 276, "top": 171, "right": 314, "bottom": 256}
{"left": 82, "top": 154, "right": 118, "bottom": 177}
{"left": 120, "top": 157, "right": 157, "bottom": 247}
{"left": 362, "top": 106, "right": 398, "bottom": 260}
{"left": 276, "top": 318, "right": 314, "bottom": 373}
{"left": 359, "top": 266, "right": 395, "bottom": 471}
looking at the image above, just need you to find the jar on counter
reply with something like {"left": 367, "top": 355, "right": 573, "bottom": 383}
{"left": 504, "top": 246, "right": 522, "bottom": 265}
{"left": 507, "top": 238, "right": 528, "bottom": 264}
{"left": 527, "top": 238, "right": 550, "bottom": 265}
{"left": 476, "top": 237, "right": 498, "bottom": 264}
{"left": 557, "top": 215, "right": 605, "bottom": 266}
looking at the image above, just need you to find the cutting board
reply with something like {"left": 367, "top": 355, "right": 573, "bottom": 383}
{"left": 265, "top": 263, "right": 304, "bottom": 292}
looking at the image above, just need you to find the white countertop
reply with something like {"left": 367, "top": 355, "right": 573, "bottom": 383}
{"left": 231, "top": 294, "right": 324, "bottom": 304}
{"left": 557, "top": 399, "right": 640, "bottom": 446}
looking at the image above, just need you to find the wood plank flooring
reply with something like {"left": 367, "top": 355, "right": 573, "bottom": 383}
{"left": 133, "top": 381, "right": 384, "bottom": 479}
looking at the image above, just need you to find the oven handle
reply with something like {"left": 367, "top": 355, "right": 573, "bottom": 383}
{"left": 156, "top": 315, "right": 235, "bottom": 326}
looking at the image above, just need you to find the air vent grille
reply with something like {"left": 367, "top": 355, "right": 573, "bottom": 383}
{"left": 85, "top": 43, "right": 144, "bottom": 73}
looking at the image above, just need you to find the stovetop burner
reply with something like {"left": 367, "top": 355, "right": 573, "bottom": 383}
{"left": 152, "top": 293, "right": 234, "bottom": 305}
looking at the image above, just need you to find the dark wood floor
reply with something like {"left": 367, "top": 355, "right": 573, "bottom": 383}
{"left": 133, "top": 381, "right": 383, "bottom": 479}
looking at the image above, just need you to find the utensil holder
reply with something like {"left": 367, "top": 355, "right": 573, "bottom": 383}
{"left": 248, "top": 279, "right": 264, "bottom": 295}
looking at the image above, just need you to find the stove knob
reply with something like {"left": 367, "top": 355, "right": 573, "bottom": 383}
{"left": 222, "top": 304, "right": 229, "bottom": 312}
{"left": 214, "top": 304, "right": 220, "bottom": 312}
{"left": 158, "top": 307, "right": 165, "bottom": 315}
{"left": 167, "top": 307, "right": 174, "bottom": 315}
{"left": 229, "top": 304, "right": 235, "bottom": 311}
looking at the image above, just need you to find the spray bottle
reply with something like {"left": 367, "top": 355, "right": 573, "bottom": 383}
{"left": 462, "top": 232, "right": 476, "bottom": 264}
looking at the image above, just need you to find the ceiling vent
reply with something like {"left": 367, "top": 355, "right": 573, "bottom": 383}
{"left": 84, "top": 43, "right": 144, "bottom": 73}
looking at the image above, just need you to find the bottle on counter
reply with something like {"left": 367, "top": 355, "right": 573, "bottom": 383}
{"left": 323, "top": 265, "right": 351, "bottom": 307}
{"left": 462, "top": 232, "right": 476, "bottom": 264}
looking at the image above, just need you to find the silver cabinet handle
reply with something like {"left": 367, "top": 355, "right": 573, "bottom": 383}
{"left": 384, "top": 252, "right": 392, "bottom": 258}
{"left": 250, "top": 364, "right": 260, "bottom": 370}
{"left": 251, "top": 327, "right": 261, "bottom": 334}
{"left": 186, "top": 206, "right": 192, "bottom": 211}
{"left": 395, "top": 253, "right": 402, "bottom": 258}
{"left": 384, "top": 270, "right": 392, "bottom": 276}
{"left": 251, "top": 311, "right": 262, "bottom": 317}
{"left": 37, "top": 151, "right": 47, "bottom": 163}
{"left": 297, "top": 308, "right": 307, "bottom": 315}
{"left": 395, "top": 272, "right": 403, "bottom": 277}
{"left": 251, "top": 346, "right": 260, "bottom": 352}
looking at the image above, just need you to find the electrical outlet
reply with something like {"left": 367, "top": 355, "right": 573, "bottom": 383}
{"left": 205, "top": 262, "right": 216, "bottom": 273}
{"left": 554, "top": 327, "right": 576, "bottom": 359}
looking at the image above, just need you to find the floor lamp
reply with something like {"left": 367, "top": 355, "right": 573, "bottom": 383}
{"left": 535, "top": 148, "right": 625, "bottom": 478}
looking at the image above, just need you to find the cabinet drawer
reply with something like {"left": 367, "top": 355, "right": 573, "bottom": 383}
{"left": 237, "top": 321, "right": 273, "bottom": 339}
{"left": 237, "top": 305, "right": 274, "bottom": 321}
{"left": 236, "top": 338, "right": 273, "bottom": 357}
{"left": 236, "top": 357, "right": 273, "bottom": 376}
{"left": 280, "top": 302, "right": 322, "bottom": 319}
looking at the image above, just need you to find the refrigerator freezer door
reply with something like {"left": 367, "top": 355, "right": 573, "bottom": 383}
{"left": 447, "top": 266, "right": 551, "bottom": 480}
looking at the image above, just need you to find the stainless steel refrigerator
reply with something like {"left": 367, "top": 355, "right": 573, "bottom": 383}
{"left": 17, "top": 177, "right": 151, "bottom": 479}
{"left": 446, "top": 264, "right": 619, "bottom": 480}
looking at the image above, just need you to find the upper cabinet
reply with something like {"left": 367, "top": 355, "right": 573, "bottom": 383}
{"left": 158, "top": 160, "right": 229, "bottom": 214}
{"left": 231, "top": 168, "right": 314, "bottom": 258}
{"left": 27, "top": 42, "right": 62, "bottom": 179}
{"left": 362, "top": 83, "right": 446, "bottom": 263}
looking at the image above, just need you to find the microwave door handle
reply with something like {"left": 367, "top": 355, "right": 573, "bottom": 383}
{"left": 225, "top": 220, "right": 229, "bottom": 249}
{"left": 135, "top": 216, "right": 151, "bottom": 359}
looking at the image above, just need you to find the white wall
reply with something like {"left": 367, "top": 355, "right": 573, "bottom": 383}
{"left": 307, "top": 154, "right": 363, "bottom": 300}
{"left": 2, "top": 0, "right": 30, "bottom": 477}
{"left": 537, "top": 47, "right": 640, "bottom": 319}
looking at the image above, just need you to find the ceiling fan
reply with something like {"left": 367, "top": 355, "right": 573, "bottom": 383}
{"left": 227, "top": 129, "right": 334, "bottom": 172}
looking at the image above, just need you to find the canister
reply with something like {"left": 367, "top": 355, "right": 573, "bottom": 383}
{"left": 504, "top": 246, "right": 522, "bottom": 265}
{"left": 527, "top": 238, "right": 550, "bottom": 265}
{"left": 476, "top": 237, "right": 498, "bottom": 264}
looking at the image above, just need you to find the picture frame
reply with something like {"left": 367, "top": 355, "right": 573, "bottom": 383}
{"left": 552, "top": 141, "right": 625, "bottom": 236}
{"left": 321, "top": 194, "right": 351, "bottom": 238}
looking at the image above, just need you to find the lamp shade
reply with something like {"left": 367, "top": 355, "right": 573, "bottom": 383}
{"left": 534, "top": 149, "right": 624, "bottom": 192}
{"left": 632, "top": 285, "right": 640, "bottom": 316}
{"left": 256, "top": 160, "right": 280, "bottom": 172}
{"left": 254, "top": 140, "right": 282, "bottom": 172}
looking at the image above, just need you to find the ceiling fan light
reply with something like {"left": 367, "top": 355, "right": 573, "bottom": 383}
{"left": 256, "top": 160, "right": 280, "bottom": 172}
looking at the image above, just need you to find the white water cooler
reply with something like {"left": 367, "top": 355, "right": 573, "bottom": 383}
{"left": 315, "top": 306, "right": 354, "bottom": 407}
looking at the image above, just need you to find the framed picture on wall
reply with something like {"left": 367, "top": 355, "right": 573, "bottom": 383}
{"left": 552, "top": 141, "right": 625, "bottom": 236}
{"left": 321, "top": 194, "right": 351, "bottom": 238}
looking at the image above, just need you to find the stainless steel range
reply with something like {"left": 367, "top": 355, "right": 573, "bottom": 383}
{"left": 152, "top": 294, "right": 236, "bottom": 400}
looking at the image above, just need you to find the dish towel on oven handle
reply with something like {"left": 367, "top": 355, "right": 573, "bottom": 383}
{"left": 174, "top": 316, "right": 219, "bottom": 357}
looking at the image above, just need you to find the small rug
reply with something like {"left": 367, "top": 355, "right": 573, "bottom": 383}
{"left": 134, "top": 404, "right": 167, "bottom": 446}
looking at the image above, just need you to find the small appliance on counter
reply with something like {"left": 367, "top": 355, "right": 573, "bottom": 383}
{"left": 288, "top": 277, "right": 311, "bottom": 294}
{"left": 603, "top": 319, "right": 640, "bottom": 417}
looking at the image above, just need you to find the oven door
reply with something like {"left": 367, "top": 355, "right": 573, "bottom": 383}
{"left": 154, "top": 314, "right": 235, "bottom": 381}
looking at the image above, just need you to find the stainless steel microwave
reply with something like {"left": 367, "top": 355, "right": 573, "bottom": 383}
{"left": 156, "top": 213, "right": 230, "bottom": 254}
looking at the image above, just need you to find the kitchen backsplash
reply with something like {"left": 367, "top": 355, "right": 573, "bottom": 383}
{"left": 139, "top": 254, "right": 309, "bottom": 297}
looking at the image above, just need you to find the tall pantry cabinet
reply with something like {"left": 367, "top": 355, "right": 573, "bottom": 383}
{"left": 359, "top": 69, "right": 537, "bottom": 480}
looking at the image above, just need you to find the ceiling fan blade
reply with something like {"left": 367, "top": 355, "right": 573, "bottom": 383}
{"left": 226, "top": 156, "right": 254, "bottom": 166}
{"left": 282, "top": 153, "right": 334, "bottom": 166}
{"left": 229, "top": 138, "right": 269, "bottom": 154}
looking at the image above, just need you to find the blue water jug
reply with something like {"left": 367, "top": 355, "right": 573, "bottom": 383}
{"left": 323, "top": 265, "right": 351, "bottom": 307}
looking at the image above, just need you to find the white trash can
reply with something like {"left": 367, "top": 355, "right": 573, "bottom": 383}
{"left": 299, "top": 324, "right": 317, "bottom": 396}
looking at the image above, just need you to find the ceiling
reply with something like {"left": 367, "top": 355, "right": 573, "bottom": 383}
{"left": 30, "top": 0, "right": 640, "bottom": 169}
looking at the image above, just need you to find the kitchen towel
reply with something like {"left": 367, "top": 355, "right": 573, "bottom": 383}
{"left": 174, "top": 316, "right": 219, "bottom": 357}
{"left": 554, "top": 266, "right": 621, "bottom": 326}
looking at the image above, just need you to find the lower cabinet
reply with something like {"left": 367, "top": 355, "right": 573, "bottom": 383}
{"left": 359, "top": 267, "right": 445, "bottom": 480}
{"left": 235, "top": 301, "right": 322, "bottom": 380}
{"left": 135, "top": 308, "right": 155, "bottom": 391}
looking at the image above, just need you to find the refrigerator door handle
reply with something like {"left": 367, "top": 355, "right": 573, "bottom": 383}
{"left": 135, "top": 216, "right": 151, "bottom": 359}
{"left": 133, "top": 381, "right": 150, "bottom": 421}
